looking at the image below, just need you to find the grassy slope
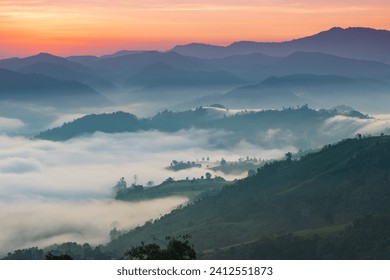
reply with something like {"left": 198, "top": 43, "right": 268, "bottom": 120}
{"left": 105, "top": 135, "right": 390, "bottom": 258}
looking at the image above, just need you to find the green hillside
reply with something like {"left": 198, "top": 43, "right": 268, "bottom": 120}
{"left": 115, "top": 177, "right": 232, "bottom": 202}
{"left": 105, "top": 135, "right": 390, "bottom": 259}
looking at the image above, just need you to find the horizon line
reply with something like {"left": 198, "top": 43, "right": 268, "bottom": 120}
{"left": 0, "top": 25, "right": 388, "bottom": 60}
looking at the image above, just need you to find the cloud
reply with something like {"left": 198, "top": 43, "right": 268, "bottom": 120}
{"left": 0, "top": 129, "right": 271, "bottom": 200}
{"left": 0, "top": 197, "right": 187, "bottom": 257}
{"left": 1, "top": 115, "right": 387, "bottom": 200}
{"left": 0, "top": 128, "right": 292, "bottom": 256}
{"left": 0, "top": 157, "right": 42, "bottom": 173}
{"left": 0, "top": 117, "right": 25, "bottom": 132}
{"left": 0, "top": 101, "right": 164, "bottom": 134}
{"left": 1, "top": 112, "right": 388, "bottom": 256}
{"left": 321, "top": 115, "right": 390, "bottom": 139}
{"left": 257, "top": 128, "right": 298, "bottom": 148}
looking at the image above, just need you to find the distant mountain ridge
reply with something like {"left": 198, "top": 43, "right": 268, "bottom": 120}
{"left": 125, "top": 61, "right": 245, "bottom": 88}
{"left": 0, "top": 26, "right": 389, "bottom": 110}
{"left": 171, "top": 27, "right": 390, "bottom": 63}
{"left": 0, "top": 67, "right": 108, "bottom": 106}
{"left": 0, "top": 53, "right": 91, "bottom": 72}
{"left": 178, "top": 71, "right": 390, "bottom": 112}
{"left": 246, "top": 51, "right": 390, "bottom": 80}
{"left": 0, "top": 53, "right": 117, "bottom": 92}
{"left": 225, "top": 74, "right": 389, "bottom": 100}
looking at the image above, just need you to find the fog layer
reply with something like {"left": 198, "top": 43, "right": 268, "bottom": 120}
{"left": 1, "top": 112, "right": 389, "bottom": 257}
{"left": 0, "top": 129, "right": 292, "bottom": 257}
{"left": 0, "top": 197, "right": 187, "bottom": 257}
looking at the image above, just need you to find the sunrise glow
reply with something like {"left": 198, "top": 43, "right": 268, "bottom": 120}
{"left": 0, "top": 0, "right": 390, "bottom": 57}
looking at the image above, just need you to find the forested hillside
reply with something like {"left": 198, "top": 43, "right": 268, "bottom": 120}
{"left": 105, "top": 135, "right": 390, "bottom": 259}
{"left": 36, "top": 106, "right": 369, "bottom": 149}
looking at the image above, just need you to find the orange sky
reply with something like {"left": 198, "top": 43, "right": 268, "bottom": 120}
{"left": 0, "top": 0, "right": 389, "bottom": 58}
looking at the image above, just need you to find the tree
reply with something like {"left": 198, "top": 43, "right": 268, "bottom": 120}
{"left": 247, "top": 169, "right": 256, "bottom": 177}
{"left": 114, "top": 177, "right": 127, "bottom": 190}
{"left": 205, "top": 172, "right": 212, "bottom": 180}
{"left": 45, "top": 252, "right": 73, "bottom": 260}
{"left": 164, "top": 177, "right": 175, "bottom": 183}
{"left": 133, "top": 184, "right": 144, "bottom": 191}
{"left": 110, "top": 227, "right": 121, "bottom": 241}
{"left": 3, "top": 247, "right": 44, "bottom": 260}
{"left": 146, "top": 180, "right": 154, "bottom": 187}
{"left": 285, "top": 152, "right": 293, "bottom": 162}
{"left": 133, "top": 174, "right": 138, "bottom": 186}
{"left": 123, "top": 235, "right": 196, "bottom": 260}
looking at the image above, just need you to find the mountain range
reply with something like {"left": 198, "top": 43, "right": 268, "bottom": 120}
{"left": 171, "top": 27, "right": 390, "bottom": 63}
{"left": 1, "top": 26, "right": 389, "bottom": 112}
{"left": 0, "top": 53, "right": 117, "bottom": 92}
{"left": 125, "top": 62, "right": 245, "bottom": 89}
{"left": 0, "top": 67, "right": 108, "bottom": 106}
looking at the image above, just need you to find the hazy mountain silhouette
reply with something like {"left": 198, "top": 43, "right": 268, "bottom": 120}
{"left": 0, "top": 53, "right": 91, "bottom": 72}
{"left": 226, "top": 74, "right": 388, "bottom": 99}
{"left": 18, "top": 62, "right": 118, "bottom": 92}
{"left": 0, "top": 68, "right": 108, "bottom": 106}
{"left": 205, "top": 53, "right": 282, "bottom": 77}
{"left": 69, "top": 51, "right": 280, "bottom": 82}
{"left": 100, "top": 50, "right": 153, "bottom": 59}
{"left": 125, "top": 62, "right": 245, "bottom": 88}
{"left": 180, "top": 73, "right": 390, "bottom": 111}
{"left": 0, "top": 27, "right": 388, "bottom": 111}
{"left": 66, "top": 55, "right": 99, "bottom": 64}
{"left": 171, "top": 27, "right": 390, "bottom": 63}
{"left": 0, "top": 53, "right": 117, "bottom": 92}
{"left": 73, "top": 51, "right": 211, "bottom": 83}
{"left": 245, "top": 51, "right": 390, "bottom": 81}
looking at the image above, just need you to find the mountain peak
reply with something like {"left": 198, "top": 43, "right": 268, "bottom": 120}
{"left": 34, "top": 52, "right": 59, "bottom": 59}
{"left": 37, "top": 52, "right": 54, "bottom": 56}
{"left": 25, "top": 52, "right": 66, "bottom": 63}
{"left": 171, "top": 26, "right": 390, "bottom": 62}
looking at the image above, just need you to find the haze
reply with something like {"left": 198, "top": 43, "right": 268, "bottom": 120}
{"left": 1, "top": 109, "right": 390, "bottom": 257}
{"left": 0, "top": 127, "right": 293, "bottom": 256}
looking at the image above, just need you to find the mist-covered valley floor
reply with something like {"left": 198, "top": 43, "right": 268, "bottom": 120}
{"left": 0, "top": 116, "right": 295, "bottom": 257}
{"left": 1, "top": 103, "right": 390, "bottom": 258}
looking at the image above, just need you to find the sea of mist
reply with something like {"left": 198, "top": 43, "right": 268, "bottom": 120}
{"left": 1, "top": 106, "right": 390, "bottom": 257}
{"left": 0, "top": 128, "right": 293, "bottom": 257}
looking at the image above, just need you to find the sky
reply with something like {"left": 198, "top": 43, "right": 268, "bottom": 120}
{"left": 0, "top": 0, "right": 389, "bottom": 57}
